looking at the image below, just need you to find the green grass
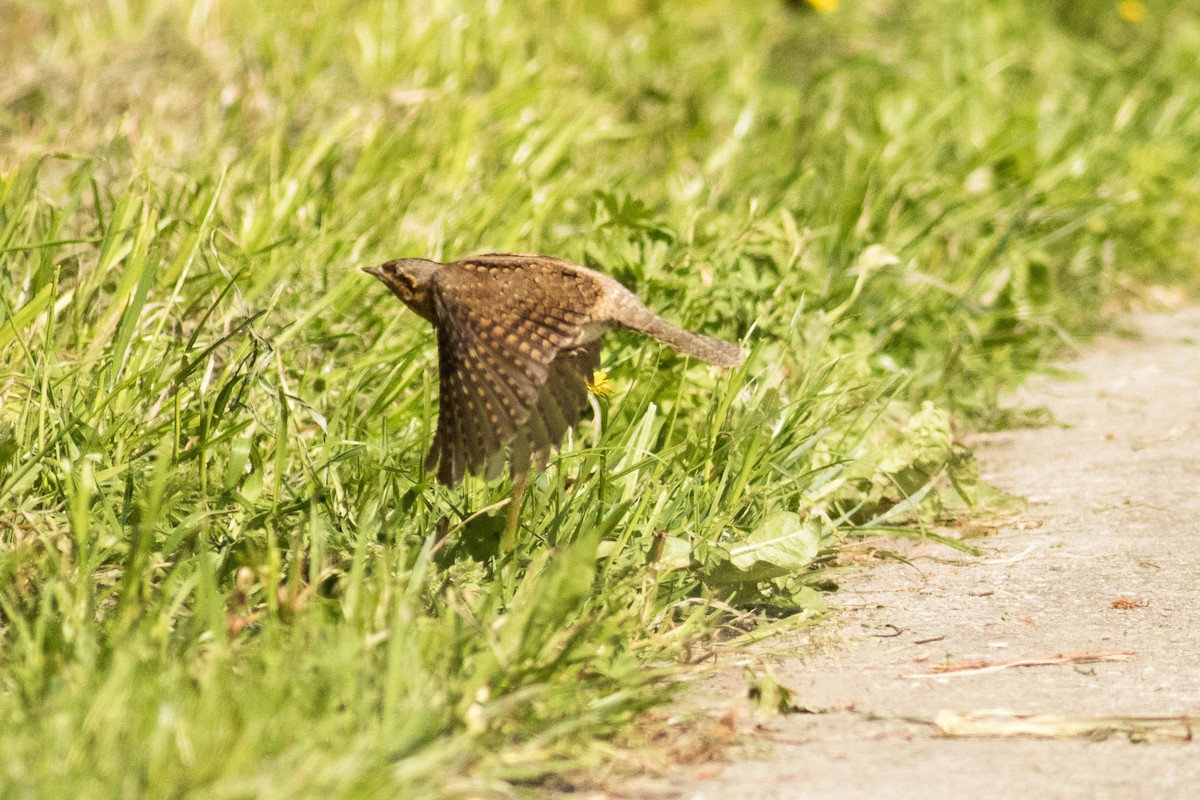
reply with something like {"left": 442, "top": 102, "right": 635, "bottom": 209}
{"left": 2, "top": 0, "right": 1199, "bottom": 795}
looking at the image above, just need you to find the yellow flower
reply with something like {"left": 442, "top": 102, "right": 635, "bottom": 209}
{"left": 586, "top": 369, "right": 614, "bottom": 397}
{"left": 1118, "top": 0, "right": 1146, "bottom": 22}
{"left": 807, "top": 0, "right": 838, "bottom": 13}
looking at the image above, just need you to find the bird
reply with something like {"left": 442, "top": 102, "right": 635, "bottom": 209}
{"left": 363, "top": 253, "right": 745, "bottom": 487}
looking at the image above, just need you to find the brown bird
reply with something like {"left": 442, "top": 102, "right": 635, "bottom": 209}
{"left": 363, "top": 253, "right": 744, "bottom": 486}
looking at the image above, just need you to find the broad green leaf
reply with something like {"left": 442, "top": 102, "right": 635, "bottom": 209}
{"left": 705, "top": 511, "right": 824, "bottom": 586}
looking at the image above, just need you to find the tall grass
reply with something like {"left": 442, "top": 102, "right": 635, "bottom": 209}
{"left": 2, "top": 0, "right": 1199, "bottom": 795}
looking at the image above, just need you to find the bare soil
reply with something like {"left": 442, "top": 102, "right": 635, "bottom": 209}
{"left": 623, "top": 308, "right": 1200, "bottom": 799}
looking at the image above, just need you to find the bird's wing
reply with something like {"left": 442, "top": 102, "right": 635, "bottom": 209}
{"left": 509, "top": 340, "right": 602, "bottom": 477}
{"left": 428, "top": 280, "right": 597, "bottom": 484}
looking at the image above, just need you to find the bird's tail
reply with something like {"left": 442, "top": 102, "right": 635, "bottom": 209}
{"left": 621, "top": 309, "right": 745, "bottom": 368}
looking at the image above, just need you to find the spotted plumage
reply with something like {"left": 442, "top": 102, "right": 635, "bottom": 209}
{"left": 364, "top": 253, "right": 744, "bottom": 485}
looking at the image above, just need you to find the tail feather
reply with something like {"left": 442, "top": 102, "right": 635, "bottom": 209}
{"left": 624, "top": 312, "right": 745, "bottom": 368}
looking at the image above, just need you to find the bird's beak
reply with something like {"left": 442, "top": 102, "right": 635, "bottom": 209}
{"left": 361, "top": 265, "right": 383, "bottom": 279}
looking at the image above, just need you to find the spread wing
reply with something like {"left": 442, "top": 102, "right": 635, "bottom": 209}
{"left": 509, "top": 340, "right": 601, "bottom": 477}
{"left": 426, "top": 278, "right": 599, "bottom": 485}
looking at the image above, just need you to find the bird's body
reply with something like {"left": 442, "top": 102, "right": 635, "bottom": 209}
{"left": 364, "top": 253, "right": 743, "bottom": 485}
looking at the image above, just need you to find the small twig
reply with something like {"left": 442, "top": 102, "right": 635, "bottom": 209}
{"left": 935, "top": 710, "right": 1197, "bottom": 742}
{"left": 501, "top": 471, "right": 528, "bottom": 551}
{"left": 870, "top": 624, "right": 904, "bottom": 638}
{"left": 979, "top": 544, "right": 1040, "bottom": 565}
{"left": 904, "top": 650, "right": 1134, "bottom": 679}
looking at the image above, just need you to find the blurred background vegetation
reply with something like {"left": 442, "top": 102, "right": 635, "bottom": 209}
{"left": 1, "top": 0, "right": 1198, "bottom": 796}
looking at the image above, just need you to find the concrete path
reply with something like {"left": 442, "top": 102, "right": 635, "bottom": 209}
{"left": 650, "top": 308, "right": 1200, "bottom": 799}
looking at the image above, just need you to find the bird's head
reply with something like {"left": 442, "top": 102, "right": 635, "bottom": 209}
{"left": 362, "top": 258, "right": 441, "bottom": 321}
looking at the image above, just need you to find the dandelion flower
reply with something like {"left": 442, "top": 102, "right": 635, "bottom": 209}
{"left": 587, "top": 369, "right": 614, "bottom": 397}
{"left": 1118, "top": 0, "right": 1147, "bottom": 22}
